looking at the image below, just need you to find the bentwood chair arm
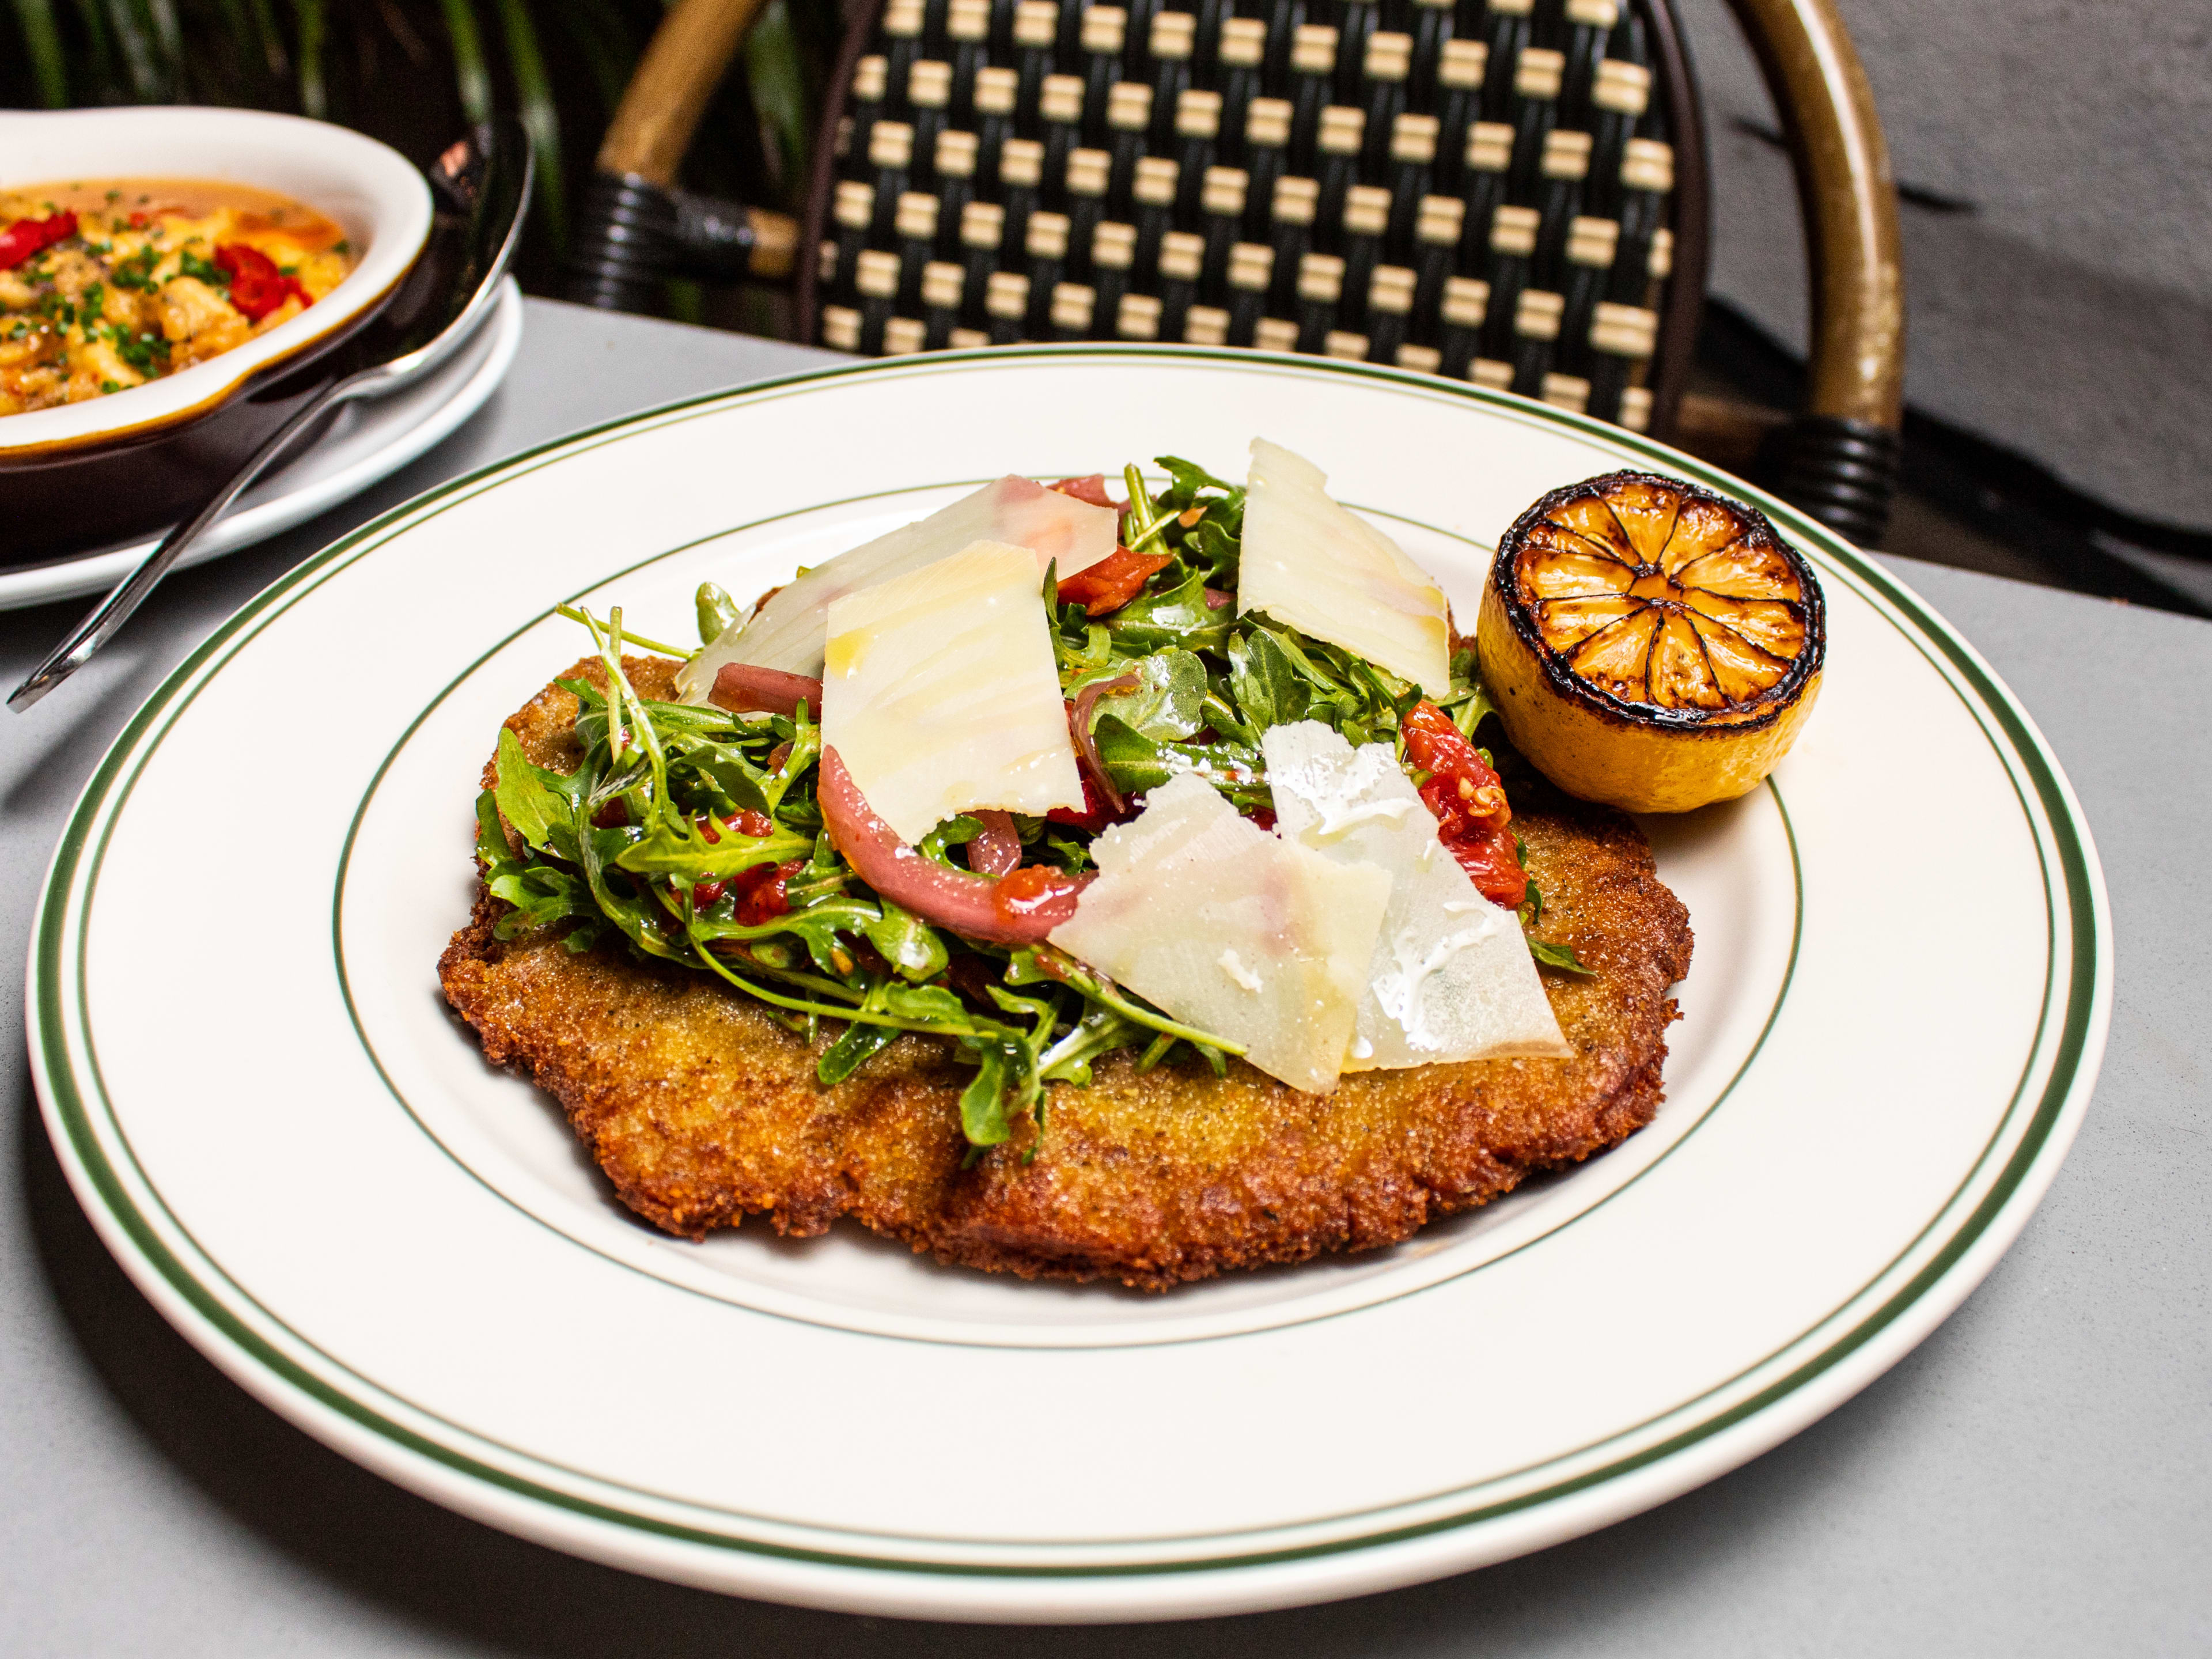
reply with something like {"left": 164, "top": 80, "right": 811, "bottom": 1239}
{"left": 1721, "top": 0, "right": 1904, "bottom": 540}
{"left": 561, "top": 0, "right": 801, "bottom": 313}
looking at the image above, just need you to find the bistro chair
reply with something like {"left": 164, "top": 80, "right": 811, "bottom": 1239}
{"left": 565, "top": 0, "right": 1903, "bottom": 543}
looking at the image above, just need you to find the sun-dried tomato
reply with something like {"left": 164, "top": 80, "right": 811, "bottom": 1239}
{"left": 1402, "top": 700, "right": 1526, "bottom": 908}
{"left": 1056, "top": 544, "right": 1172, "bottom": 616}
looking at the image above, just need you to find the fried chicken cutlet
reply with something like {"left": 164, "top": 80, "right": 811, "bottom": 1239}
{"left": 438, "top": 658, "right": 1694, "bottom": 1290}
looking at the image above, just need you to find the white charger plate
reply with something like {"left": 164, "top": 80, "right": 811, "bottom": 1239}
{"left": 0, "top": 278, "right": 522, "bottom": 612}
{"left": 28, "top": 347, "right": 2109, "bottom": 1622}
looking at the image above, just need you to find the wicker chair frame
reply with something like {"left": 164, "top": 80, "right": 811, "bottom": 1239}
{"left": 565, "top": 0, "right": 1902, "bottom": 541}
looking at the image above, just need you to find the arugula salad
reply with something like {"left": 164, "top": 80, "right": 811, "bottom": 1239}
{"left": 477, "top": 454, "right": 1586, "bottom": 1153}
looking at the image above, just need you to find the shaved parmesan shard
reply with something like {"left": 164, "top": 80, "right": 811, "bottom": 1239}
{"left": 821, "top": 540, "right": 1085, "bottom": 843}
{"left": 677, "top": 476, "right": 1120, "bottom": 699}
{"left": 1237, "top": 438, "right": 1453, "bottom": 696}
{"left": 1049, "top": 774, "right": 1391, "bottom": 1093}
{"left": 1262, "top": 722, "right": 1570, "bottom": 1067}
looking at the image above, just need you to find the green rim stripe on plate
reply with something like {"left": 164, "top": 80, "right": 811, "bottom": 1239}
{"left": 30, "top": 346, "right": 2104, "bottom": 1578}
{"left": 39, "top": 351, "right": 2088, "bottom": 1575}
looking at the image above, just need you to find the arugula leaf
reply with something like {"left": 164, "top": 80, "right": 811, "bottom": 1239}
{"left": 916, "top": 814, "right": 984, "bottom": 866}
{"left": 1104, "top": 566, "right": 1231, "bottom": 656}
{"left": 1176, "top": 516, "right": 1241, "bottom": 588}
{"left": 494, "top": 727, "right": 587, "bottom": 853}
{"left": 1054, "top": 615, "right": 1116, "bottom": 687}
{"left": 695, "top": 894, "right": 880, "bottom": 976}
{"left": 959, "top": 1046, "right": 1013, "bottom": 1146}
{"left": 1528, "top": 937, "right": 1595, "bottom": 975}
{"left": 1038, "top": 1007, "right": 1142, "bottom": 1086}
{"left": 1444, "top": 645, "right": 1501, "bottom": 739}
{"left": 667, "top": 734, "right": 775, "bottom": 818}
{"left": 863, "top": 898, "right": 951, "bottom": 982}
{"left": 475, "top": 790, "right": 598, "bottom": 939}
{"left": 818, "top": 1019, "right": 900, "bottom": 1085}
{"left": 1091, "top": 713, "right": 1265, "bottom": 807}
{"left": 781, "top": 830, "right": 851, "bottom": 909}
{"left": 880, "top": 981, "right": 970, "bottom": 1022}
{"left": 696, "top": 581, "right": 741, "bottom": 645}
{"left": 1154, "top": 453, "right": 1238, "bottom": 505}
{"left": 1100, "top": 647, "right": 1209, "bottom": 741}
{"left": 613, "top": 815, "right": 813, "bottom": 878}
{"left": 1227, "top": 628, "right": 1310, "bottom": 735}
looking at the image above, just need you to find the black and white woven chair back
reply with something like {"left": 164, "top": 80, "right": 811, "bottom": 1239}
{"left": 798, "top": 0, "right": 1707, "bottom": 435}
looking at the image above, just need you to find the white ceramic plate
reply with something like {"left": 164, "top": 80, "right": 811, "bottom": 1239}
{"left": 0, "top": 279, "right": 522, "bottom": 612}
{"left": 28, "top": 348, "right": 2109, "bottom": 1623}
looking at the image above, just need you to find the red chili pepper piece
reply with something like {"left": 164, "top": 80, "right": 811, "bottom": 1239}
{"left": 992, "top": 864, "right": 1087, "bottom": 928}
{"left": 0, "top": 211, "right": 77, "bottom": 271}
{"left": 1401, "top": 699, "right": 1527, "bottom": 909}
{"left": 213, "top": 241, "right": 310, "bottom": 322}
{"left": 1056, "top": 544, "right": 1172, "bottom": 617}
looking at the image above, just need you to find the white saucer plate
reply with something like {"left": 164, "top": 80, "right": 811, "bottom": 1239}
{"left": 28, "top": 347, "right": 2109, "bottom": 1622}
{"left": 0, "top": 278, "right": 522, "bottom": 612}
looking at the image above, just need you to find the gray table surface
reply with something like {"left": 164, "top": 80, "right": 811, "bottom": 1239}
{"left": 5, "top": 299, "right": 2206, "bottom": 1656}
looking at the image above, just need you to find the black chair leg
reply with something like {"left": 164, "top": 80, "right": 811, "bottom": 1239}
{"left": 1773, "top": 415, "right": 1901, "bottom": 547}
{"left": 562, "top": 172, "right": 682, "bottom": 313}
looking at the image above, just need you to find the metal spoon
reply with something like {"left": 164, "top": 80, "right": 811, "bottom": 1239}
{"left": 10, "top": 119, "right": 533, "bottom": 711}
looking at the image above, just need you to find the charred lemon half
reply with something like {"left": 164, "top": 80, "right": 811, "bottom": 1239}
{"left": 1476, "top": 471, "right": 1825, "bottom": 813}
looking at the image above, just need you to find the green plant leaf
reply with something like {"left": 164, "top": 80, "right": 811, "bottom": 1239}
{"left": 285, "top": 0, "right": 325, "bottom": 115}
{"left": 1176, "top": 516, "right": 1241, "bottom": 587}
{"left": 551, "top": 0, "right": 638, "bottom": 116}
{"left": 491, "top": 0, "right": 565, "bottom": 248}
{"left": 12, "top": 0, "right": 68, "bottom": 104}
{"left": 434, "top": 0, "right": 489, "bottom": 123}
{"left": 103, "top": 0, "right": 161, "bottom": 100}
{"left": 742, "top": 0, "right": 813, "bottom": 210}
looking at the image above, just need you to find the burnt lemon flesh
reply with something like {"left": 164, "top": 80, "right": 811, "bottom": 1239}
{"left": 1478, "top": 472, "right": 1825, "bottom": 813}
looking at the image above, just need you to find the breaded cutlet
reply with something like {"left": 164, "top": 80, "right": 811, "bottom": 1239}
{"left": 438, "top": 658, "right": 1694, "bottom": 1290}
